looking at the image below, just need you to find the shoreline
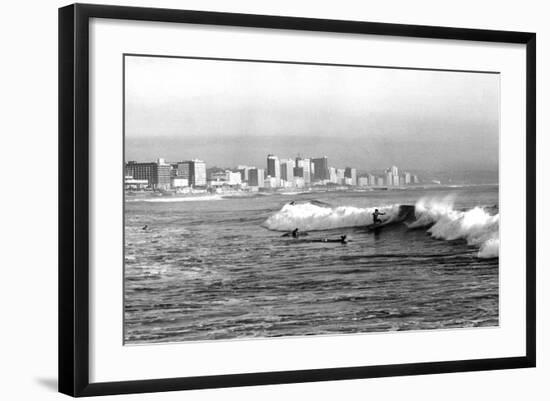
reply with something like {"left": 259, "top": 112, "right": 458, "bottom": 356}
{"left": 125, "top": 183, "right": 499, "bottom": 201}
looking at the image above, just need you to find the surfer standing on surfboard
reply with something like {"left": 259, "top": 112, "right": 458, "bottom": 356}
{"left": 372, "top": 209, "right": 386, "bottom": 225}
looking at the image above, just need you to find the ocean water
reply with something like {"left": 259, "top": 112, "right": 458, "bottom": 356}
{"left": 124, "top": 185, "right": 499, "bottom": 344}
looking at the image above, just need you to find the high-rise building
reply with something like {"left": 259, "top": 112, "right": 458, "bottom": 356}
{"left": 336, "top": 168, "right": 346, "bottom": 184}
{"left": 237, "top": 165, "right": 252, "bottom": 182}
{"left": 377, "top": 177, "right": 384, "bottom": 186}
{"left": 248, "top": 168, "right": 265, "bottom": 187}
{"left": 404, "top": 172, "right": 411, "bottom": 185}
{"left": 267, "top": 154, "right": 281, "bottom": 186}
{"left": 176, "top": 161, "right": 190, "bottom": 180}
{"left": 176, "top": 159, "right": 206, "bottom": 187}
{"left": 280, "top": 159, "right": 295, "bottom": 183}
{"left": 368, "top": 174, "right": 376, "bottom": 186}
{"left": 393, "top": 174, "right": 400, "bottom": 186}
{"left": 329, "top": 167, "right": 338, "bottom": 184}
{"left": 413, "top": 175, "right": 419, "bottom": 184}
{"left": 358, "top": 177, "right": 369, "bottom": 186}
{"left": 312, "top": 157, "right": 329, "bottom": 181}
{"left": 125, "top": 159, "right": 171, "bottom": 190}
{"left": 293, "top": 166, "right": 304, "bottom": 179}
{"left": 192, "top": 160, "right": 207, "bottom": 187}
{"left": 385, "top": 170, "right": 393, "bottom": 186}
{"left": 391, "top": 165, "right": 399, "bottom": 176}
{"left": 344, "top": 167, "right": 357, "bottom": 186}
{"left": 296, "top": 157, "right": 312, "bottom": 183}
{"left": 264, "top": 176, "right": 278, "bottom": 188}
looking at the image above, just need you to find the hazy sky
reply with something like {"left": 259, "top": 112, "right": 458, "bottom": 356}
{"left": 125, "top": 55, "right": 499, "bottom": 172}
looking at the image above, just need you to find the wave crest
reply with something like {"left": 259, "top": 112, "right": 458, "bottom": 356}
{"left": 261, "top": 202, "right": 401, "bottom": 232}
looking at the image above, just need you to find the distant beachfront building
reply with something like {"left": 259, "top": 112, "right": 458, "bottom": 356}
{"left": 226, "top": 171, "right": 241, "bottom": 185}
{"left": 404, "top": 172, "right": 411, "bottom": 185}
{"left": 264, "top": 176, "right": 278, "bottom": 188}
{"left": 358, "top": 177, "right": 369, "bottom": 186}
{"left": 368, "top": 174, "right": 376, "bottom": 186}
{"left": 329, "top": 167, "right": 338, "bottom": 184}
{"left": 248, "top": 168, "right": 265, "bottom": 187}
{"left": 385, "top": 170, "right": 393, "bottom": 186}
{"left": 267, "top": 154, "right": 281, "bottom": 186}
{"left": 280, "top": 159, "right": 295, "bottom": 183}
{"left": 192, "top": 160, "right": 207, "bottom": 187}
{"left": 125, "top": 158, "right": 171, "bottom": 190}
{"left": 175, "top": 159, "right": 206, "bottom": 187}
{"left": 237, "top": 165, "right": 252, "bottom": 182}
{"left": 124, "top": 176, "right": 148, "bottom": 190}
{"left": 170, "top": 177, "right": 189, "bottom": 188}
{"left": 209, "top": 170, "right": 241, "bottom": 187}
{"left": 312, "top": 157, "right": 329, "bottom": 181}
{"left": 413, "top": 175, "right": 420, "bottom": 184}
{"left": 293, "top": 166, "right": 304, "bottom": 180}
{"left": 393, "top": 174, "right": 400, "bottom": 186}
{"left": 377, "top": 177, "right": 384, "bottom": 186}
{"left": 344, "top": 167, "right": 357, "bottom": 186}
{"left": 390, "top": 165, "right": 400, "bottom": 187}
{"left": 336, "top": 168, "right": 346, "bottom": 184}
{"left": 180, "top": 159, "right": 207, "bottom": 187}
{"left": 294, "top": 177, "right": 305, "bottom": 188}
{"left": 295, "top": 157, "right": 312, "bottom": 183}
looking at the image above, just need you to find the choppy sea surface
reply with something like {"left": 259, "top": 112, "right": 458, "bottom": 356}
{"left": 124, "top": 185, "right": 499, "bottom": 344}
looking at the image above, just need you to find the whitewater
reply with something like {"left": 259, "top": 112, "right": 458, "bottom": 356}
{"left": 262, "top": 197, "right": 499, "bottom": 258}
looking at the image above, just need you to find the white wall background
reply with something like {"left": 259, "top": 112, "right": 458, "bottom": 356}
{"left": 0, "top": 0, "right": 547, "bottom": 399}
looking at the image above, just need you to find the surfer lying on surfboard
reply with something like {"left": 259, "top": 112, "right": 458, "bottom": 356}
{"left": 315, "top": 235, "right": 347, "bottom": 244}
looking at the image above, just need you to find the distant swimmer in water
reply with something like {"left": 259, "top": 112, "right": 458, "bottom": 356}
{"left": 142, "top": 225, "right": 148, "bottom": 230}
{"left": 340, "top": 235, "right": 347, "bottom": 243}
{"left": 291, "top": 228, "right": 299, "bottom": 238}
{"left": 289, "top": 201, "right": 296, "bottom": 205}
{"left": 372, "top": 209, "right": 386, "bottom": 225}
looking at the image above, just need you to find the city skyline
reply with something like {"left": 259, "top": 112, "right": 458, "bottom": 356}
{"left": 125, "top": 152, "right": 422, "bottom": 191}
{"left": 125, "top": 56, "right": 499, "bottom": 173}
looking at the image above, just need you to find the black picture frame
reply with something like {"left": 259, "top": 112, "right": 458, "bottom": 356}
{"left": 59, "top": 3, "right": 536, "bottom": 397}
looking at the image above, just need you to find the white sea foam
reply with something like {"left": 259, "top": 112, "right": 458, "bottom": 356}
{"left": 410, "top": 197, "right": 499, "bottom": 258}
{"left": 261, "top": 202, "right": 400, "bottom": 231}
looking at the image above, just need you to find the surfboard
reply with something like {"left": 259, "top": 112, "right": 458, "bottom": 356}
{"left": 366, "top": 221, "right": 391, "bottom": 232}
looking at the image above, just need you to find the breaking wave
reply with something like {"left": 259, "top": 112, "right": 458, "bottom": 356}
{"left": 409, "top": 197, "right": 499, "bottom": 258}
{"left": 262, "top": 197, "right": 499, "bottom": 259}
{"left": 261, "top": 202, "right": 403, "bottom": 231}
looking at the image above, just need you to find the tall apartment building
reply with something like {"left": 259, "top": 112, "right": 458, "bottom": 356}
{"left": 237, "top": 165, "right": 252, "bottom": 182}
{"left": 386, "top": 170, "right": 393, "bottom": 186}
{"left": 267, "top": 154, "right": 281, "bottom": 186}
{"left": 176, "top": 159, "right": 206, "bottom": 187}
{"left": 280, "top": 159, "right": 295, "bottom": 182}
{"left": 295, "top": 157, "right": 312, "bottom": 183}
{"left": 368, "top": 174, "right": 376, "bottom": 186}
{"left": 329, "top": 167, "right": 338, "bottom": 184}
{"left": 125, "top": 159, "right": 171, "bottom": 190}
{"left": 404, "top": 172, "right": 411, "bottom": 185}
{"left": 248, "top": 168, "right": 265, "bottom": 187}
{"left": 312, "top": 157, "right": 329, "bottom": 181}
{"left": 344, "top": 167, "right": 357, "bottom": 186}
{"left": 336, "top": 168, "right": 346, "bottom": 184}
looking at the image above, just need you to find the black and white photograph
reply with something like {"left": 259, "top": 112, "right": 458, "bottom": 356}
{"left": 123, "top": 55, "right": 500, "bottom": 344}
